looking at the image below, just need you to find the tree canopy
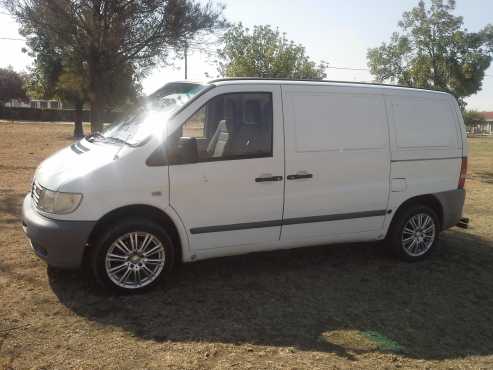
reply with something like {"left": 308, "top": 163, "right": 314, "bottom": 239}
{"left": 217, "top": 23, "right": 327, "bottom": 80}
{"left": 0, "top": 67, "right": 27, "bottom": 104}
{"left": 463, "top": 109, "right": 486, "bottom": 127}
{"left": 4, "top": 0, "right": 226, "bottom": 131}
{"left": 367, "top": 0, "right": 493, "bottom": 107}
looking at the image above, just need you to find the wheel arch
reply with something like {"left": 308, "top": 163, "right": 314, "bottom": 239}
{"left": 85, "top": 204, "right": 190, "bottom": 266}
{"left": 389, "top": 194, "right": 444, "bottom": 231}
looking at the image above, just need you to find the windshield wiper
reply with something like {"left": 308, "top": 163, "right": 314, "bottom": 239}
{"left": 86, "top": 132, "right": 106, "bottom": 142}
{"left": 86, "top": 132, "right": 135, "bottom": 147}
{"left": 103, "top": 136, "right": 136, "bottom": 147}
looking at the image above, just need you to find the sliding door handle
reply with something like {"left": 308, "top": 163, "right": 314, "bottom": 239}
{"left": 255, "top": 175, "right": 283, "bottom": 182}
{"left": 287, "top": 173, "right": 313, "bottom": 180}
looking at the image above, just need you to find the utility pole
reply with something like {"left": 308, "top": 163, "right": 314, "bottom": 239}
{"left": 184, "top": 43, "right": 188, "bottom": 80}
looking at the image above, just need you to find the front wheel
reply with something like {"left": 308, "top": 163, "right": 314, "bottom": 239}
{"left": 387, "top": 204, "right": 440, "bottom": 261}
{"left": 90, "top": 218, "right": 175, "bottom": 292}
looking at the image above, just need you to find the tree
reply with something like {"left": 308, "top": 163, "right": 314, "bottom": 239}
{"left": 463, "top": 109, "right": 486, "bottom": 127}
{"left": 0, "top": 67, "right": 27, "bottom": 105}
{"left": 53, "top": 58, "right": 90, "bottom": 139}
{"left": 367, "top": 0, "right": 493, "bottom": 107}
{"left": 24, "top": 36, "right": 87, "bottom": 138}
{"left": 217, "top": 23, "right": 327, "bottom": 80}
{"left": 24, "top": 29, "right": 141, "bottom": 138}
{"left": 4, "top": 0, "right": 226, "bottom": 132}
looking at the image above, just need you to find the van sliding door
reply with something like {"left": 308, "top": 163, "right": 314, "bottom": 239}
{"left": 280, "top": 85, "right": 390, "bottom": 244}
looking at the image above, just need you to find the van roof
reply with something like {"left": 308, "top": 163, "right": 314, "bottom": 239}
{"left": 208, "top": 77, "right": 452, "bottom": 97}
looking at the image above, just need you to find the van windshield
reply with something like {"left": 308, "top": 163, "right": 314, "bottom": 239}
{"left": 100, "top": 82, "right": 210, "bottom": 146}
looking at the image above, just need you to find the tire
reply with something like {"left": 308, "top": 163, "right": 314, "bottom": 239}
{"left": 387, "top": 204, "right": 440, "bottom": 262}
{"left": 90, "top": 218, "right": 175, "bottom": 293}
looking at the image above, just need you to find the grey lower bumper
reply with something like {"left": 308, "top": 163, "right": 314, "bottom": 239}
{"left": 21, "top": 194, "right": 96, "bottom": 269}
{"left": 435, "top": 189, "right": 466, "bottom": 230}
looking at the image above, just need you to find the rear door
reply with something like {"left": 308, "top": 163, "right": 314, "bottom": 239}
{"left": 281, "top": 84, "right": 391, "bottom": 244}
{"left": 169, "top": 84, "right": 285, "bottom": 251}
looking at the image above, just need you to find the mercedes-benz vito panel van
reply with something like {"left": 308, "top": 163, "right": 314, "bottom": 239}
{"left": 22, "top": 79, "right": 467, "bottom": 292}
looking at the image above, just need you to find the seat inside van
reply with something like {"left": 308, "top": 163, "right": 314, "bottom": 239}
{"left": 204, "top": 94, "right": 272, "bottom": 159}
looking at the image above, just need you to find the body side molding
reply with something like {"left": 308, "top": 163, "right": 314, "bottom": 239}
{"left": 190, "top": 210, "right": 388, "bottom": 234}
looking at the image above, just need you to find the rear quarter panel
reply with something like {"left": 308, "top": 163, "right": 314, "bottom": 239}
{"left": 383, "top": 92, "right": 463, "bottom": 233}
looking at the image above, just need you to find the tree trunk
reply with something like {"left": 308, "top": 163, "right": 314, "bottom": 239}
{"left": 90, "top": 97, "right": 104, "bottom": 133}
{"left": 89, "top": 73, "right": 104, "bottom": 133}
{"left": 73, "top": 100, "right": 84, "bottom": 139}
{"left": 88, "top": 50, "right": 105, "bottom": 133}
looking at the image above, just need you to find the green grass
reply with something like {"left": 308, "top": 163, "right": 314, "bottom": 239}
{"left": 362, "top": 331, "right": 403, "bottom": 352}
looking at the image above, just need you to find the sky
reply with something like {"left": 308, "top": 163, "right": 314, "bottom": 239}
{"left": 1, "top": 0, "right": 492, "bottom": 110}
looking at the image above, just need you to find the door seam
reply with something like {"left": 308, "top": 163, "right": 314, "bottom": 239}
{"left": 279, "top": 84, "right": 287, "bottom": 241}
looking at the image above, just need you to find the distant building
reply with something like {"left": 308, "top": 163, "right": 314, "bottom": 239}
{"left": 469, "top": 112, "right": 493, "bottom": 135}
{"left": 3, "top": 99, "right": 63, "bottom": 110}
{"left": 3, "top": 99, "right": 30, "bottom": 108}
{"left": 30, "top": 100, "right": 63, "bottom": 110}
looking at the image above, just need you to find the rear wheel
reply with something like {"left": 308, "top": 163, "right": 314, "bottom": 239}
{"left": 90, "top": 218, "right": 175, "bottom": 292}
{"left": 387, "top": 204, "right": 440, "bottom": 261}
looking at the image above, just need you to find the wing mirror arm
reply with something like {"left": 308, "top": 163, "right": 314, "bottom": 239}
{"left": 146, "top": 136, "right": 198, "bottom": 166}
{"left": 172, "top": 137, "right": 198, "bottom": 164}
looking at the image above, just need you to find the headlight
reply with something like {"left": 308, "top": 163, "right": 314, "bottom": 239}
{"left": 36, "top": 187, "right": 83, "bottom": 214}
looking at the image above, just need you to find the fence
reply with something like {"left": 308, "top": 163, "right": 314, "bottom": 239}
{"left": 0, "top": 106, "right": 123, "bottom": 123}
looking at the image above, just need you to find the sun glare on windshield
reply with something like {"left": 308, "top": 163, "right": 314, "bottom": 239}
{"left": 103, "top": 82, "right": 209, "bottom": 146}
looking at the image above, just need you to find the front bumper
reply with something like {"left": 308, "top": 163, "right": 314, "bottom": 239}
{"left": 21, "top": 194, "right": 96, "bottom": 269}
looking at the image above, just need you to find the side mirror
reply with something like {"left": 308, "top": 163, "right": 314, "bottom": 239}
{"left": 173, "top": 137, "right": 198, "bottom": 164}
{"left": 146, "top": 136, "right": 198, "bottom": 166}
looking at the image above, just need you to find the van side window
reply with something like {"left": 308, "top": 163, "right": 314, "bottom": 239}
{"left": 180, "top": 92, "right": 273, "bottom": 162}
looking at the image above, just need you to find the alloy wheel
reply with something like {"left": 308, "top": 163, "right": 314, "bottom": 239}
{"left": 105, "top": 231, "right": 166, "bottom": 289}
{"left": 401, "top": 213, "right": 436, "bottom": 257}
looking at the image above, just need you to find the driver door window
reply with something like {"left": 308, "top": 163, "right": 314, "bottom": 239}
{"left": 180, "top": 92, "right": 273, "bottom": 162}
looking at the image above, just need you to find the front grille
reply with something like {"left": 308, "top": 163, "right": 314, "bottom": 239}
{"left": 31, "top": 180, "right": 42, "bottom": 208}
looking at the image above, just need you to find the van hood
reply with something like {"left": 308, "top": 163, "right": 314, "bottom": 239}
{"left": 35, "top": 139, "right": 121, "bottom": 190}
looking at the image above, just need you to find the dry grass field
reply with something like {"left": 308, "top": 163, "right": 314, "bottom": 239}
{"left": 1, "top": 121, "right": 493, "bottom": 369}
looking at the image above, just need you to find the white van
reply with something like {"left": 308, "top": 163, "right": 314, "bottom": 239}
{"left": 22, "top": 79, "right": 468, "bottom": 292}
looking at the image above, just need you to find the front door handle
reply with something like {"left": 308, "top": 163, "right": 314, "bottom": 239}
{"left": 255, "top": 175, "right": 283, "bottom": 182}
{"left": 287, "top": 173, "right": 313, "bottom": 180}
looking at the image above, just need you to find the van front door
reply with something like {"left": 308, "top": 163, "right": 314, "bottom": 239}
{"left": 280, "top": 85, "right": 391, "bottom": 244}
{"left": 169, "top": 85, "right": 284, "bottom": 252}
